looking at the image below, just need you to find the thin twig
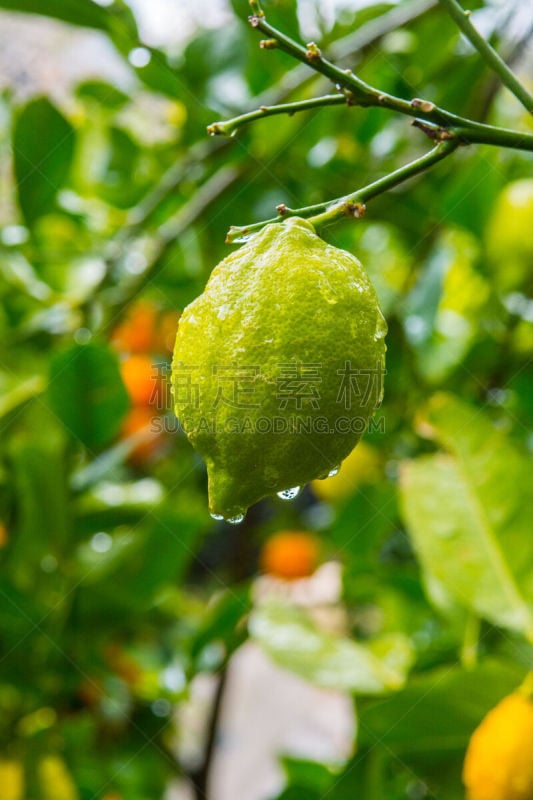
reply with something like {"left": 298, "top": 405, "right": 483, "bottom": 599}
{"left": 246, "top": 9, "right": 533, "bottom": 151}
{"left": 190, "top": 668, "right": 229, "bottom": 800}
{"left": 207, "top": 93, "right": 346, "bottom": 137}
{"left": 98, "top": 165, "right": 242, "bottom": 332}
{"left": 226, "top": 139, "right": 459, "bottom": 242}
{"left": 439, "top": 0, "right": 533, "bottom": 114}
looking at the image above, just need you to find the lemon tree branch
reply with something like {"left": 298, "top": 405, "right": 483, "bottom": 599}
{"left": 244, "top": 5, "right": 533, "bottom": 152}
{"left": 439, "top": 0, "right": 533, "bottom": 114}
{"left": 226, "top": 139, "right": 459, "bottom": 242}
{"left": 207, "top": 93, "right": 346, "bottom": 137}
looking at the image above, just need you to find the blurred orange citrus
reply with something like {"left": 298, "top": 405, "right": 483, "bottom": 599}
{"left": 120, "top": 355, "right": 161, "bottom": 407}
{"left": 120, "top": 406, "right": 163, "bottom": 465}
{"left": 260, "top": 531, "right": 321, "bottom": 580}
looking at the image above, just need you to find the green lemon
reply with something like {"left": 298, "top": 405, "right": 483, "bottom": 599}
{"left": 172, "top": 217, "right": 386, "bottom": 521}
{"left": 485, "top": 179, "right": 533, "bottom": 291}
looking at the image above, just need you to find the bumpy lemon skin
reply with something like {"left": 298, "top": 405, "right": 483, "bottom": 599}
{"left": 172, "top": 217, "right": 386, "bottom": 519}
{"left": 463, "top": 693, "right": 533, "bottom": 800}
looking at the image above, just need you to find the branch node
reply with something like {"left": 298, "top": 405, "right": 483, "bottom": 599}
{"left": 306, "top": 42, "right": 322, "bottom": 61}
{"left": 226, "top": 226, "right": 249, "bottom": 244}
{"left": 345, "top": 91, "right": 357, "bottom": 107}
{"left": 411, "top": 98, "right": 436, "bottom": 113}
{"left": 276, "top": 204, "right": 290, "bottom": 216}
{"left": 207, "top": 123, "right": 223, "bottom": 137}
{"left": 260, "top": 38, "right": 277, "bottom": 49}
{"left": 343, "top": 201, "right": 366, "bottom": 219}
{"left": 412, "top": 119, "right": 457, "bottom": 141}
{"left": 259, "top": 105, "right": 268, "bottom": 112}
{"left": 248, "top": 14, "right": 262, "bottom": 28}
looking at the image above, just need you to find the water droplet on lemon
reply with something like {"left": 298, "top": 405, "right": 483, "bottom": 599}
{"left": 277, "top": 486, "right": 301, "bottom": 501}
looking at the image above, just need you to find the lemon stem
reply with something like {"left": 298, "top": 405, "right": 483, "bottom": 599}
{"left": 226, "top": 139, "right": 458, "bottom": 241}
{"left": 439, "top": 0, "right": 533, "bottom": 115}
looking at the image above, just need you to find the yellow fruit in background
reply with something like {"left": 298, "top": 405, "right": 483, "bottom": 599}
{"left": 463, "top": 691, "right": 533, "bottom": 800}
{"left": 172, "top": 217, "right": 386, "bottom": 520}
{"left": 312, "top": 441, "right": 382, "bottom": 502}
{"left": 260, "top": 531, "right": 321, "bottom": 579}
{"left": 485, "top": 179, "right": 533, "bottom": 292}
{"left": 0, "top": 760, "right": 24, "bottom": 800}
{"left": 38, "top": 755, "right": 79, "bottom": 800}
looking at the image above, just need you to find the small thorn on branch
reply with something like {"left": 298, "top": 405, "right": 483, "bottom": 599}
{"left": 276, "top": 204, "right": 290, "bottom": 216}
{"left": 412, "top": 119, "right": 457, "bottom": 141}
{"left": 344, "top": 91, "right": 357, "bottom": 106}
{"left": 306, "top": 42, "right": 322, "bottom": 61}
{"left": 260, "top": 39, "right": 277, "bottom": 49}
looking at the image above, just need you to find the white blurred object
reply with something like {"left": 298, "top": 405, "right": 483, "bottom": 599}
{"left": 209, "top": 642, "right": 355, "bottom": 800}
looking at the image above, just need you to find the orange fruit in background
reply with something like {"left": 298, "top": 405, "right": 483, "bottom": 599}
{"left": 111, "top": 301, "right": 157, "bottom": 354}
{"left": 154, "top": 310, "right": 180, "bottom": 355}
{"left": 0, "top": 524, "right": 8, "bottom": 548}
{"left": 120, "top": 406, "right": 163, "bottom": 464}
{"left": 260, "top": 531, "right": 321, "bottom": 580}
{"left": 120, "top": 354, "right": 162, "bottom": 407}
{"left": 463, "top": 690, "right": 533, "bottom": 800}
{"left": 111, "top": 301, "right": 179, "bottom": 355}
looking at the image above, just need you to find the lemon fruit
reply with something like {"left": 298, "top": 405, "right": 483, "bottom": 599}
{"left": 0, "top": 760, "right": 24, "bottom": 800}
{"left": 38, "top": 755, "right": 79, "bottom": 800}
{"left": 172, "top": 217, "right": 386, "bottom": 520}
{"left": 312, "top": 440, "right": 382, "bottom": 503}
{"left": 463, "top": 690, "right": 533, "bottom": 800}
{"left": 485, "top": 179, "right": 533, "bottom": 292}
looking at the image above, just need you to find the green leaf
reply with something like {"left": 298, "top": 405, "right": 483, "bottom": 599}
{"left": 400, "top": 403, "right": 533, "bottom": 634}
{"left": 281, "top": 757, "right": 337, "bottom": 794}
{"left": 403, "top": 228, "right": 489, "bottom": 382}
{"left": 0, "top": 0, "right": 110, "bottom": 30}
{"left": 190, "top": 587, "right": 251, "bottom": 665}
{"left": 79, "top": 510, "right": 206, "bottom": 615}
{"left": 13, "top": 98, "right": 75, "bottom": 224}
{"left": 76, "top": 80, "right": 130, "bottom": 110}
{"left": 48, "top": 343, "right": 129, "bottom": 450}
{"left": 8, "top": 433, "right": 70, "bottom": 583}
{"left": 250, "top": 603, "right": 412, "bottom": 694}
{"left": 358, "top": 659, "right": 524, "bottom": 758}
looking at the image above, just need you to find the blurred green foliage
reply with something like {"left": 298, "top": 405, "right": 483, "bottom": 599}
{"left": 0, "top": 0, "right": 532, "bottom": 798}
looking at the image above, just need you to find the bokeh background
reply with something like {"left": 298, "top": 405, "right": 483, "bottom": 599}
{"left": 0, "top": 0, "right": 532, "bottom": 798}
